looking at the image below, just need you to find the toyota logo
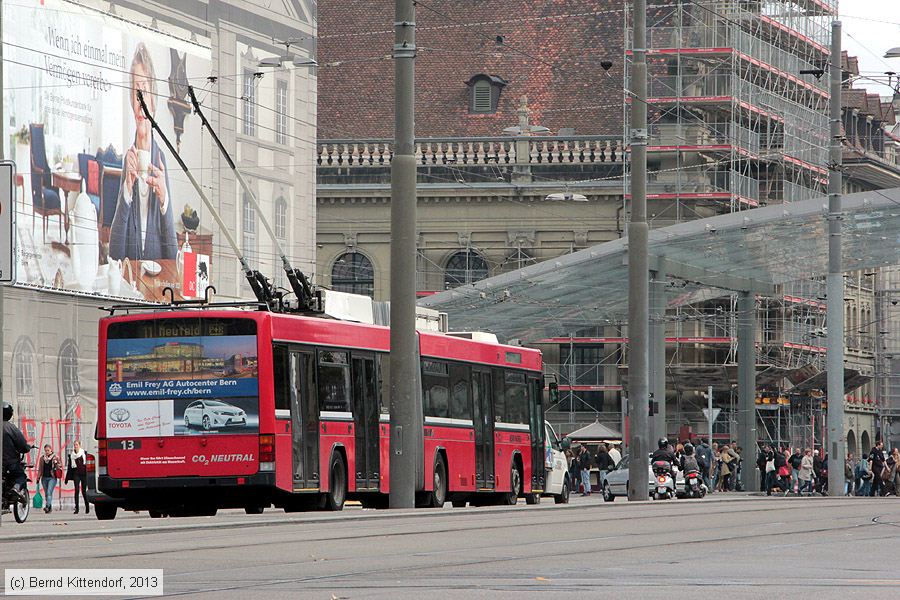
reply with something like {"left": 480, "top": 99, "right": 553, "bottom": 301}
{"left": 110, "top": 408, "right": 130, "bottom": 422}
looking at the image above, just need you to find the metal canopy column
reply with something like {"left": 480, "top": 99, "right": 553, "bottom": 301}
{"left": 826, "top": 20, "right": 845, "bottom": 497}
{"left": 737, "top": 291, "right": 759, "bottom": 492}
{"left": 650, "top": 262, "right": 667, "bottom": 443}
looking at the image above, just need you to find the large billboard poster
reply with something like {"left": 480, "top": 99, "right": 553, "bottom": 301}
{"left": 4, "top": 0, "right": 213, "bottom": 301}
{"left": 105, "top": 334, "right": 259, "bottom": 437}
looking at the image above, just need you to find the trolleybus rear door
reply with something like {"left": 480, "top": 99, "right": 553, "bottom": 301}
{"left": 290, "top": 350, "right": 320, "bottom": 489}
{"left": 472, "top": 368, "right": 495, "bottom": 489}
{"left": 352, "top": 353, "right": 380, "bottom": 490}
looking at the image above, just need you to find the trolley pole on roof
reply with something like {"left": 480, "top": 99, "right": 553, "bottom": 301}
{"left": 626, "top": 0, "right": 651, "bottom": 502}
{"left": 826, "top": 21, "right": 845, "bottom": 496}
{"left": 389, "top": 0, "right": 419, "bottom": 509}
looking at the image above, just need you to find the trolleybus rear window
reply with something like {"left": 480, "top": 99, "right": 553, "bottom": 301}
{"left": 104, "top": 318, "right": 259, "bottom": 438}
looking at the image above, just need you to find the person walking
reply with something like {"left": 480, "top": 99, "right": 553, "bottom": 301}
{"left": 788, "top": 448, "right": 803, "bottom": 495}
{"left": 798, "top": 448, "right": 815, "bottom": 496}
{"left": 566, "top": 448, "right": 579, "bottom": 493}
{"left": 869, "top": 441, "right": 887, "bottom": 497}
{"left": 37, "top": 444, "right": 61, "bottom": 513}
{"left": 694, "top": 439, "right": 713, "bottom": 491}
{"left": 757, "top": 445, "right": 769, "bottom": 491}
{"left": 776, "top": 448, "right": 791, "bottom": 493}
{"left": 66, "top": 440, "right": 90, "bottom": 514}
{"left": 764, "top": 446, "right": 777, "bottom": 496}
{"left": 845, "top": 452, "right": 856, "bottom": 496}
{"left": 578, "top": 445, "right": 593, "bottom": 495}
{"left": 856, "top": 453, "right": 873, "bottom": 496}
{"left": 886, "top": 448, "right": 900, "bottom": 497}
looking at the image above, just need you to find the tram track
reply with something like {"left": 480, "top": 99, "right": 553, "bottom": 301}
{"left": 5, "top": 498, "right": 896, "bottom": 598}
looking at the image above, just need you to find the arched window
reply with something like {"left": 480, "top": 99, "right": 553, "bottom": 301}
{"left": 58, "top": 339, "right": 80, "bottom": 420}
{"left": 444, "top": 250, "right": 488, "bottom": 289}
{"left": 331, "top": 252, "right": 375, "bottom": 297}
{"left": 13, "top": 336, "right": 35, "bottom": 398}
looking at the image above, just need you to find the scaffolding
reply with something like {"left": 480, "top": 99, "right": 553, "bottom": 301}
{"left": 617, "top": 0, "right": 837, "bottom": 446}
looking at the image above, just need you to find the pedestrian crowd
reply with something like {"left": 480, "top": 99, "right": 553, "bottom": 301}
{"left": 753, "top": 439, "right": 900, "bottom": 497}
{"left": 34, "top": 439, "right": 92, "bottom": 514}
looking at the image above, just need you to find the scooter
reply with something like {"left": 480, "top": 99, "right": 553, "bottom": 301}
{"left": 652, "top": 460, "right": 676, "bottom": 500}
{"left": 2, "top": 451, "right": 34, "bottom": 523}
{"left": 684, "top": 469, "right": 707, "bottom": 498}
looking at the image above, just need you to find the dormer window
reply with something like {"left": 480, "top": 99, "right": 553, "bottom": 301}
{"left": 466, "top": 74, "right": 508, "bottom": 114}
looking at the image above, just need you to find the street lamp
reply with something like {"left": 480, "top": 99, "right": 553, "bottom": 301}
{"left": 884, "top": 47, "right": 900, "bottom": 59}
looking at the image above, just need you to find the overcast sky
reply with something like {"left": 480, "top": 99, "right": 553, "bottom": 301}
{"left": 842, "top": 0, "right": 900, "bottom": 95}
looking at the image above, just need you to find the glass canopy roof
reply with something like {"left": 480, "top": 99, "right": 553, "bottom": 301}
{"left": 420, "top": 187, "right": 900, "bottom": 342}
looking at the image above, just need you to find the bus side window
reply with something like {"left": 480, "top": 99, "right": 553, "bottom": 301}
{"left": 504, "top": 372, "right": 527, "bottom": 424}
{"left": 317, "top": 350, "right": 351, "bottom": 413}
{"left": 377, "top": 354, "right": 390, "bottom": 415}
{"left": 492, "top": 369, "right": 506, "bottom": 422}
{"left": 272, "top": 344, "right": 290, "bottom": 411}
{"left": 422, "top": 360, "right": 449, "bottom": 419}
{"left": 449, "top": 363, "right": 471, "bottom": 421}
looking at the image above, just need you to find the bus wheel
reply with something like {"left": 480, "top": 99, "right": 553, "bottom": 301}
{"left": 428, "top": 454, "right": 448, "bottom": 508}
{"left": 502, "top": 464, "right": 522, "bottom": 505}
{"left": 94, "top": 504, "right": 118, "bottom": 521}
{"left": 322, "top": 454, "right": 347, "bottom": 511}
{"left": 245, "top": 506, "right": 265, "bottom": 515}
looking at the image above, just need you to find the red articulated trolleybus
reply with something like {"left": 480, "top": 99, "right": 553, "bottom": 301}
{"left": 94, "top": 309, "right": 547, "bottom": 519}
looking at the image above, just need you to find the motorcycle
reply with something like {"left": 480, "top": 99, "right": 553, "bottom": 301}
{"left": 684, "top": 469, "right": 707, "bottom": 498}
{"left": 2, "top": 450, "right": 34, "bottom": 523}
{"left": 652, "top": 460, "right": 676, "bottom": 500}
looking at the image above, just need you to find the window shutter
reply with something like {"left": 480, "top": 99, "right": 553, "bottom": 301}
{"left": 472, "top": 81, "right": 492, "bottom": 113}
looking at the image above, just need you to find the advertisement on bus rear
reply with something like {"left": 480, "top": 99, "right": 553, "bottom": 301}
{"left": 105, "top": 334, "right": 259, "bottom": 437}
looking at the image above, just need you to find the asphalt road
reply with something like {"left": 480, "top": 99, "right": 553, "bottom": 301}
{"left": 3, "top": 494, "right": 900, "bottom": 599}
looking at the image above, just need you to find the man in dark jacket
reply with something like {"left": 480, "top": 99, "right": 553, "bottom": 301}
{"left": 578, "top": 445, "right": 593, "bottom": 495}
{"left": 2, "top": 402, "right": 32, "bottom": 500}
{"left": 870, "top": 441, "right": 887, "bottom": 497}
{"left": 695, "top": 439, "right": 713, "bottom": 490}
{"left": 595, "top": 443, "right": 614, "bottom": 473}
{"left": 789, "top": 449, "right": 803, "bottom": 494}
{"left": 756, "top": 445, "right": 769, "bottom": 491}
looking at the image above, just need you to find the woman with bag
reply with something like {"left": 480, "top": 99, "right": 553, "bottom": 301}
{"left": 37, "top": 444, "right": 62, "bottom": 513}
{"left": 66, "top": 440, "right": 90, "bottom": 515}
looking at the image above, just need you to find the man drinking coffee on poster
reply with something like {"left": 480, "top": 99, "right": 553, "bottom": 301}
{"left": 109, "top": 42, "right": 177, "bottom": 261}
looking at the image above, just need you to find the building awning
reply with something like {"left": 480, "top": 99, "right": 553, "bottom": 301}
{"left": 566, "top": 420, "right": 622, "bottom": 442}
{"left": 420, "top": 187, "right": 900, "bottom": 342}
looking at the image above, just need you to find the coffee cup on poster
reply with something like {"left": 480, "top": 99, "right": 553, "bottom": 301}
{"left": 137, "top": 149, "right": 151, "bottom": 181}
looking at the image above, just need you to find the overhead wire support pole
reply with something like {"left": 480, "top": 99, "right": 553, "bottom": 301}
{"left": 186, "top": 86, "right": 314, "bottom": 311}
{"left": 627, "top": 0, "right": 650, "bottom": 502}
{"left": 136, "top": 90, "right": 273, "bottom": 308}
{"left": 389, "top": 0, "right": 420, "bottom": 509}
{"left": 826, "top": 20, "right": 845, "bottom": 497}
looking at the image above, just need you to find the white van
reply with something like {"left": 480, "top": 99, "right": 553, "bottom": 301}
{"left": 542, "top": 421, "right": 571, "bottom": 504}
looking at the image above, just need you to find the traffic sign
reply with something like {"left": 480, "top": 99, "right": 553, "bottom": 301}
{"left": 702, "top": 408, "right": 722, "bottom": 422}
{"left": 0, "top": 161, "right": 13, "bottom": 283}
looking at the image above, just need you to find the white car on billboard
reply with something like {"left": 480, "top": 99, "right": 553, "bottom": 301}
{"left": 183, "top": 400, "right": 247, "bottom": 430}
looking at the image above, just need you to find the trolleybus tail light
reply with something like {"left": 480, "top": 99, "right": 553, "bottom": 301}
{"left": 121, "top": 480, "right": 130, "bottom": 488}
{"left": 259, "top": 434, "right": 275, "bottom": 471}
{"left": 98, "top": 439, "right": 108, "bottom": 467}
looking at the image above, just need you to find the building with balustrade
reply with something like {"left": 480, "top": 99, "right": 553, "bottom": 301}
{"left": 317, "top": 0, "right": 900, "bottom": 449}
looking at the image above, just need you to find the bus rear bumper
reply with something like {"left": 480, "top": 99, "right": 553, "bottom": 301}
{"left": 98, "top": 473, "right": 278, "bottom": 511}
